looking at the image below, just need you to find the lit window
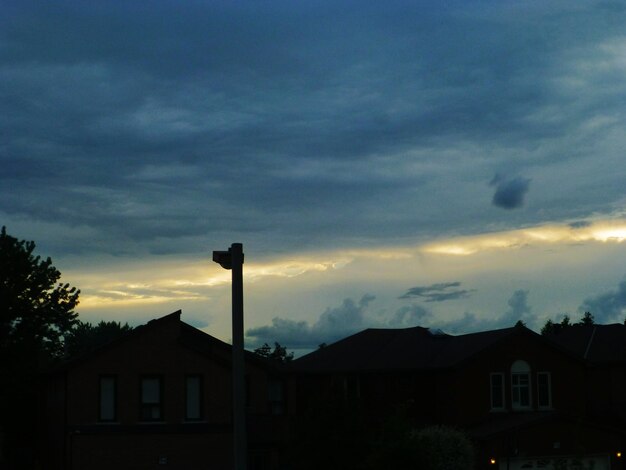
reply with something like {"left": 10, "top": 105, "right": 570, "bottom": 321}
{"left": 141, "top": 377, "right": 163, "bottom": 421}
{"left": 490, "top": 373, "right": 505, "bottom": 410}
{"left": 185, "top": 375, "right": 202, "bottom": 420}
{"left": 511, "top": 360, "right": 531, "bottom": 410}
{"left": 99, "top": 376, "right": 117, "bottom": 422}
{"left": 537, "top": 372, "right": 552, "bottom": 409}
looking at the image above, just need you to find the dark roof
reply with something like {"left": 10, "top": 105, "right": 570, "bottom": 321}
{"left": 293, "top": 325, "right": 526, "bottom": 373}
{"left": 50, "top": 310, "right": 183, "bottom": 373}
{"left": 53, "top": 310, "right": 284, "bottom": 374}
{"left": 546, "top": 324, "right": 626, "bottom": 364}
{"left": 179, "top": 321, "right": 286, "bottom": 373}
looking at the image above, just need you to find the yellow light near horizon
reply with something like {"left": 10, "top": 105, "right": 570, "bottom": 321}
{"left": 422, "top": 219, "right": 626, "bottom": 256}
{"left": 593, "top": 228, "right": 626, "bottom": 242}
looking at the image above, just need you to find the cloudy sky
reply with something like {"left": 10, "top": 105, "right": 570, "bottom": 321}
{"left": 3, "top": 0, "right": 626, "bottom": 353}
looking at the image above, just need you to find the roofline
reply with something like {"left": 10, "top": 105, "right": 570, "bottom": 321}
{"left": 48, "top": 310, "right": 182, "bottom": 374}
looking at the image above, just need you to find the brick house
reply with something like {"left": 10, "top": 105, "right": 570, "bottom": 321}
{"left": 43, "top": 311, "right": 291, "bottom": 470}
{"left": 548, "top": 324, "right": 626, "bottom": 427}
{"left": 292, "top": 324, "right": 625, "bottom": 470}
{"left": 43, "top": 312, "right": 626, "bottom": 470}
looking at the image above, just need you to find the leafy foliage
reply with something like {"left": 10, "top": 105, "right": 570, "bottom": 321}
{"left": 413, "top": 425, "right": 475, "bottom": 470}
{"left": 253, "top": 341, "right": 294, "bottom": 363}
{"left": 64, "top": 319, "right": 133, "bottom": 358}
{"left": 0, "top": 226, "right": 80, "bottom": 363}
{"left": 0, "top": 227, "right": 80, "bottom": 466}
{"left": 541, "top": 312, "right": 595, "bottom": 335}
{"left": 364, "top": 415, "right": 475, "bottom": 470}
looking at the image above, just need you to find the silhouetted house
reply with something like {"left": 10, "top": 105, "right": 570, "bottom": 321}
{"left": 547, "top": 324, "right": 626, "bottom": 427}
{"left": 44, "top": 311, "right": 291, "bottom": 470}
{"left": 292, "top": 324, "right": 624, "bottom": 470}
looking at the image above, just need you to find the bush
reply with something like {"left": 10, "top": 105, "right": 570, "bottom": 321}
{"left": 413, "top": 425, "right": 475, "bottom": 470}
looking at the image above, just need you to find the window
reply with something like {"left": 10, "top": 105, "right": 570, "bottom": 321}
{"left": 537, "top": 372, "right": 552, "bottom": 409}
{"left": 140, "top": 376, "right": 163, "bottom": 421}
{"left": 99, "top": 376, "right": 117, "bottom": 422}
{"left": 490, "top": 373, "right": 505, "bottom": 411}
{"left": 185, "top": 375, "right": 202, "bottom": 420}
{"left": 343, "top": 376, "right": 360, "bottom": 400}
{"left": 268, "top": 379, "right": 285, "bottom": 415}
{"left": 511, "top": 360, "right": 531, "bottom": 410}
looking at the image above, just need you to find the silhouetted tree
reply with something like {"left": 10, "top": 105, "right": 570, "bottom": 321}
{"left": 253, "top": 342, "right": 294, "bottom": 363}
{"left": 541, "top": 315, "right": 571, "bottom": 335}
{"left": 576, "top": 311, "right": 594, "bottom": 326}
{"left": 64, "top": 319, "right": 133, "bottom": 358}
{"left": 515, "top": 319, "right": 526, "bottom": 327}
{"left": 541, "top": 312, "right": 596, "bottom": 336}
{"left": 0, "top": 226, "right": 80, "bottom": 362}
{"left": 0, "top": 227, "right": 80, "bottom": 467}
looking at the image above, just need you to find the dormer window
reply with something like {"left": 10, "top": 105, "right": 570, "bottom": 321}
{"left": 511, "top": 360, "right": 531, "bottom": 410}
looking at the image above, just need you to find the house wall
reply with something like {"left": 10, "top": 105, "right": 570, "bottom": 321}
{"left": 480, "top": 420, "right": 623, "bottom": 470}
{"left": 586, "top": 365, "right": 626, "bottom": 424}
{"left": 69, "top": 432, "right": 232, "bottom": 470}
{"left": 451, "top": 334, "right": 587, "bottom": 426}
{"left": 47, "top": 315, "right": 290, "bottom": 470}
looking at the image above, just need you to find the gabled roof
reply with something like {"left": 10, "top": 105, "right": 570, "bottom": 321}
{"left": 52, "top": 310, "right": 284, "bottom": 373}
{"left": 178, "top": 321, "right": 286, "bottom": 373}
{"left": 546, "top": 323, "right": 626, "bottom": 364}
{"left": 50, "top": 310, "right": 183, "bottom": 372}
{"left": 293, "top": 325, "right": 532, "bottom": 373}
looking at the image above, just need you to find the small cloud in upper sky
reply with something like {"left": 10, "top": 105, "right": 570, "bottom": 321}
{"left": 399, "top": 281, "right": 475, "bottom": 302}
{"left": 490, "top": 174, "right": 531, "bottom": 210}
{"left": 579, "top": 279, "right": 626, "bottom": 323}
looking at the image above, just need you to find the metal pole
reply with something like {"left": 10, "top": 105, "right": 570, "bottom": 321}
{"left": 212, "top": 243, "right": 247, "bottom": 470}
{"left": 231, "top": 243, "right": 247, "bottom": 470}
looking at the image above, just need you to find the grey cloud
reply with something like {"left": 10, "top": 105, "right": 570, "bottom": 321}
{"left": 246, "top": 294, "right": 435, "bottom": 349}
{"left": 247, "top": 289, "right": 535, "bottom": 349}
{"left": 387, "top": 304, "right": 431, "bottom": 328}
{"left": 490, "top": 174, "right": 531, "bottom": 210}
{"left": 399, "top": 282, "right": 475, "bottom": 302}
{"left": 437, "top": 290, "right": 535, "bottom": 334}
{"left": 569, "top": 220, "right": 592, "bottom": 229}
{"left": 579, "top": 280, "right": 626, "bottom": 323}
{"left": 246, "top": 294, "right": 377, "bottom": 349}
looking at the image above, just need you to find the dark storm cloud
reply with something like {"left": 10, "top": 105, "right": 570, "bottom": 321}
{"left": 490, "top": 174, "right": 532, "bottom": 210}
{"left": 579, "top": 279, "right": 626, "bottom": 323}
{"left": 2, "top": 1, "right": 626, "bottom": 257}
{"left": 399, "top": 282, "right": 475, "bottom": 302}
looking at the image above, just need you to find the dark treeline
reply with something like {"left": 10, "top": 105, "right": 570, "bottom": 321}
{"left": 0, "top": 227, "right": 131, "bottom": 468}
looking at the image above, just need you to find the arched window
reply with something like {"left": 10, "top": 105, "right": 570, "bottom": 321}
{"left": 511, "top": 360, "right": 531, "bottom": 410}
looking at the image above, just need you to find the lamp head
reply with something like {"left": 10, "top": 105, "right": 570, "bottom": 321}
{"left": 213, "top": 250, "right": 232, "bottom": 270}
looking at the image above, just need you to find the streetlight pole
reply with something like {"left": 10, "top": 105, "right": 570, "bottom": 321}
{"left": 213, "top": 243, "right": 247, "bottom": 470}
